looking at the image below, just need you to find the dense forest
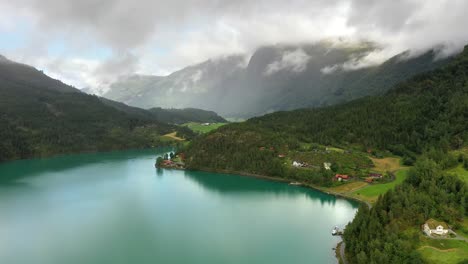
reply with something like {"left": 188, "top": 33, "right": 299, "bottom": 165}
{"left": 344, "top": 156, "right": 467, "bottom": 264}
{"left": 148, "top": 107, "right": 227, "bottom": 124}
{"left": 0, "top": 57, "right": 194, "bottom": 162}
{"left": 183, "top": 46, "right": 468, "bottom": 263}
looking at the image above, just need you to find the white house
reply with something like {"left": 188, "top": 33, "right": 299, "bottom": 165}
{"left": 324, "top": 162, "right": 331, "bottom": 170}
{"left": 422, "top": 219, "right": 449, "bottom": 236}
{"left": 293, "top": 161, "right": 302, "bottom": 167}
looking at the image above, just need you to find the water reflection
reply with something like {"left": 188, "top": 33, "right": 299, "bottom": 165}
{"left": 180, "top": 169, "right": 355, "bottom": 207}
{"left": 0, "top": 148, "right": 170, "bottom": 184}
{"left": 0, "top": 149, "right": 359, "bottom": 264}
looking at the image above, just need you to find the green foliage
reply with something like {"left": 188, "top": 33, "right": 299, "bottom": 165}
{"left": 148, "top": 108, "right": 227, "bottom": 124}
{"left": 354, "top": 169, "right": 409, "bottom": 198}
{"left": 156, "top": 157, "right": 163, "bottom": 166}
{"left": 344, "top": 158, "right": 467, "bottom": 264}
{"left": 183, "top": 122, "right": 227, "bottom": 134}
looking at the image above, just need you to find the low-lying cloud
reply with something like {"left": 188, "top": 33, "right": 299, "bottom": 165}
{"left": 0, "top": 0, "right": 468, "bottom": 89}
{"left": 265, "top": 49, "right": 311, "bottom": 75}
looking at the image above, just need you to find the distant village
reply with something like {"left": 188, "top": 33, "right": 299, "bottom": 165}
{"left": 264, "top": 145, "right": 386, "bottom": 184}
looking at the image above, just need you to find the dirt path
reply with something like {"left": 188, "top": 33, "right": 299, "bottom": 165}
{"left": 418, "top": 245, "right": 457, "bottom": 252}
{"left": 162, "top": 132, "right": 184, "bottom": 141}
{"left": 424, "top": 231, "right": 468, "bottom": 242}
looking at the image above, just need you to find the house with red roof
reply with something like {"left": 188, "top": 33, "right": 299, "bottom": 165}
{"left": 335, "top": 174, "right": 350, "bottom": 181}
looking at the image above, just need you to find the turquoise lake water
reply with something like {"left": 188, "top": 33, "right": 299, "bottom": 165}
{"left": 0, "top": 149, "right": 358, "bottom": 264}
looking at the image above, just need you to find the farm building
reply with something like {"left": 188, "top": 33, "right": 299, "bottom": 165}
{"left": 422, "top": 219, "right": 449, "bottom": 236}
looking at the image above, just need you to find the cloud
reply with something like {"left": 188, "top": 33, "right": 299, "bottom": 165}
{"left": 265, "top": 49, "right": 311, "bottom": 75}
{"left": 0, "top": 0, "right": 468, "bottom": 89}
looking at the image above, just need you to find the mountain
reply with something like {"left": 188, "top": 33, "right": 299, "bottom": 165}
{"left": 0, "top": 55, "right": 194, "bottom": 162}
{"left": 184, "top": 45, "right": 468, "bottom": 174}
{"left": 96, "top": 42, "right": 454, "bottom": 118}
{"left": 182, "top": 45, "right": 468, "bottom": 264}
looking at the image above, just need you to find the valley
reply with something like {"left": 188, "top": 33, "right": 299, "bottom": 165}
{"left": 1, "top": 40, "right": 467, "bottom": 264}
{"left": 1, "top": 1, "right": 468, "bottom": 264}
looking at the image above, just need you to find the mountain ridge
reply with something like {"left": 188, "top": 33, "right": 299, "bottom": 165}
{"left": 94, "top": 42, "right": 455, "bottom": 118}
{"left": 0, "top": 55, "right": 197, "bottom": 161}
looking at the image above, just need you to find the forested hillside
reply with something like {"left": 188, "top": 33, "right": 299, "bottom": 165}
{"left": 148, "top": 107, "right": 227, "bottom": 124}
{"left": 185, "top": 46, "right": 468, "bottom": 173}
{"left": 0, "top": 57, "right": 194, "bottom": 162}
{"left": 344, "top": 157, "right": 466, "bottom": 263}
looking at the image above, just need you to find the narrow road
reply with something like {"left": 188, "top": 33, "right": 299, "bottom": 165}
{"left": 425, "top": 231, "right": 468, "bottom": 242}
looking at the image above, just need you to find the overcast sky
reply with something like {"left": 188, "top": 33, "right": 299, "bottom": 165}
{"left": 1, "top": 0, "right": 467, "bottom": 89}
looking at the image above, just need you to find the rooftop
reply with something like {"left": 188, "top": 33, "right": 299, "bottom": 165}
{"left": 425, "top": 218, "right": 449, "bottom": 229}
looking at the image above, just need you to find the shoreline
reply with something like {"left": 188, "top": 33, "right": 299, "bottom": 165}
{"left": 183, "top": 166, "right": 370, "bottom": 207}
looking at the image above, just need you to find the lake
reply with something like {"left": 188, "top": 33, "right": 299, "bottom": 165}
{"left": 0, "top": 149, "right": 358, "bottom": 264}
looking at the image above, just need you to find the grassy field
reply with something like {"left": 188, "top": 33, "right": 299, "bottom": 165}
{"left": 327, "top": 147, "right": 345, "bottom": 153}
{"left": 160, "top": 132, "right": 185, "bottom": 141}
{"left": 329, "top": 181, "right": 368, "bottom": 193}
{"left": 352, "top": 169, "right": 409, "bottom": 203}
{"left": 369, "top": 156, "right": 405, "bottom": 172}
{"left": 446, "top": 164, "right": 468, "bottom": 183}
{"left": 182, "top": 122, "right": 227, "bottom": 134}
{"left": 457, "top": 219, "right": 468, "bottom": 239}
{"left": 418, "top": 238, "right": 468, "bottom": 264}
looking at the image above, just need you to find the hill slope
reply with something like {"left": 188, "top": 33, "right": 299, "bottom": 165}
{"left": 184, "top": 46, "right": 468, "bottom": 174}
{"left": 0, "top": 56, "right": 194, "bottom": 162}
{"left": 148, "top": 107, "right": 227, "bottom": 124}
{"left": 99, "top": 97, "right": 227, "bottom": 124}
{"left": 97, "top": 42, "right": 453, "bottom": 118}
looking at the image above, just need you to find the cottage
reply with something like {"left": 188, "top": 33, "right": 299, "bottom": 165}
{"left": 422, "top": 219, "right": 449, "bottom": 236}
{"left": 369, "top": 173, "right": 383, "bottom": 179}
{"left": 292, "top": 161, "right": 308, "bottom": 168}
{"left": 335, "top": 174, "right": 349, "bottom": 181}
{"left": 278, "top": 154, "right": 286, "bottom": 158}
{"left": 324, "top": 162, "right": 332, "bottom": 170}
{"left": 292, "top": 161, "right": 303, "bottom": 167}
